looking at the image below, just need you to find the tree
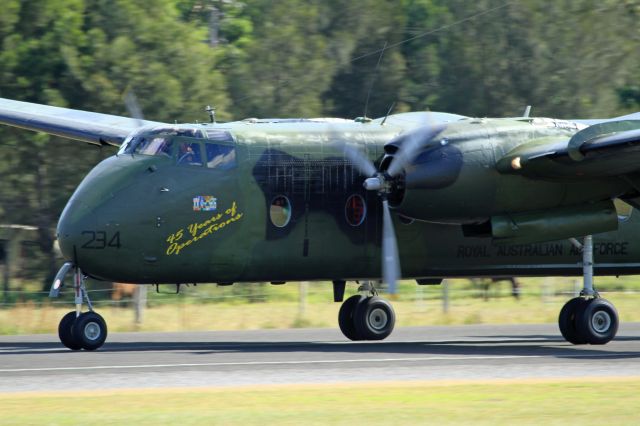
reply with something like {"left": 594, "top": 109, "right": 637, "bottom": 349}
{"left": 323, "top": 0, "right": 409, "bottom": 119}
{"left": 0, "top": 0, "right": 231, "bottom": 289}
{"left": 222, "top": 0, "right": 339, "bottom": 118}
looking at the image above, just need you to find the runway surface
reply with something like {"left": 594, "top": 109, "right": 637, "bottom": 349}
{"left": 1, "top": 323, "right": 639, "bottom": 392}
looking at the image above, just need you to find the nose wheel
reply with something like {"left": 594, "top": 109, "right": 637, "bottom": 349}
{"left": 559, "top": 236, "right": 619, "bottom": 345}
{"left": 52, "top": 266, "right": 108, "bottom": 351}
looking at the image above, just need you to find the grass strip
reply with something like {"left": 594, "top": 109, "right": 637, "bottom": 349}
{"left": 1, "top": 377, "right": 639, "bottom": 425}
{"left": 2, "top": 292, "right": 640, "bottom": 335}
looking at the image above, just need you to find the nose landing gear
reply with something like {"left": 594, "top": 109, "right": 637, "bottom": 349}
{"left": 559, "top": 236, "right": 619, "bottom": 345}
{"left": 52, "top": 265, "right": 108, "bottom": 351}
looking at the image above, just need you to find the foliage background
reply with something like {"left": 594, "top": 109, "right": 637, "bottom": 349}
{"left": 1, "top": 0, "right": 640, "bottom": 287}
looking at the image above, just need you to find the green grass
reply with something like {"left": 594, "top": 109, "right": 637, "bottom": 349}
{"left": 1, "top": 378, "right": 639, "bottom": 425}
{"left": 1, "top": 277, "right": 640, "bottom": 334}
{"left": 1, "top": 289, "right": 639, "bottom": 335}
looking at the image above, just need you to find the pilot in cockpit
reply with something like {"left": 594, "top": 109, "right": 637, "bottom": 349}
{"left": 177, "top": 141, "right": 203, "bottom": 165}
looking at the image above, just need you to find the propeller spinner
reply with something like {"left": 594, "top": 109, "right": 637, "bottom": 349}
{"left": 342, "top": 123, "right": 446, "bottom": 294}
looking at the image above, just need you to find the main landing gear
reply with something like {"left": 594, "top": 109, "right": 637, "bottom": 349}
{"left": 559, "top": 235, "right": 619, "bottom": 345}
{"left": 335, "top": 281, "right": 396, "bottom": 341}
{"left": 52, "top": 264, "right": 108, "bottom": 351}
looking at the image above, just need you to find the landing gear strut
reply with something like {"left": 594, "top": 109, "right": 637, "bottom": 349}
{"left": 53, "top": 266, "right": 108, "bottom": 351}
{"left": 559, "top": 235, "right": 619, "bottom": 345}
{"left": 337, "top": 281, "right": 396, "bottom": 341}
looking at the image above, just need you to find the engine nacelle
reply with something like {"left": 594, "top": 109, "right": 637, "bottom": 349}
{"left": 491, "top": 200, "right": 618, "bottom": 244}
{"left": 461, "top": 200, "right": 618, "bottom": 244}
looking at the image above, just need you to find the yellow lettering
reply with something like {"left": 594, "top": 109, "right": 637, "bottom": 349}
{"left": 166, "top": 243, "right": 178, "bottom": 255}
{"left": 188, "top": 212, "right": 223, "bottom": 237}
{"left": 225, "top": 201, "right": 238, "bottom": 217}
{"left": 166, "top": 229, "right": 184, "bottom": 244}
{"left": 164, "top": 202, "right": 244, "bottom": 256}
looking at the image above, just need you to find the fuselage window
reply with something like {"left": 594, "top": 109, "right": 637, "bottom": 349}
{"left": 270, "top": 195, "right": 292, "bottom": 228}
{"left": 345, "top": 194, "right": 367, "bottom": 226}
{"left": 206, "top": 143, "right": 236, "bottom": 169}
{"left": 177, "top": 141, "right": 203, "bottom": 166}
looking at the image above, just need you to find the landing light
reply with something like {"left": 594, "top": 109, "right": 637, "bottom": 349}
{"left": 511, "top": 156, "right": 522, "bottom": 170}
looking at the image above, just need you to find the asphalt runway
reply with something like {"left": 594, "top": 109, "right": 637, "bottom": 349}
{"left": 1, "top": 323, "right": 639, "bottom": 392}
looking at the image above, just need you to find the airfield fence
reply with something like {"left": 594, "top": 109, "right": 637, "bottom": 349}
{"left": 2, "top": 279, "right": 640, "bottom": 334}
{"left": 1, "top": 278, "right": 639, "bottom": 311}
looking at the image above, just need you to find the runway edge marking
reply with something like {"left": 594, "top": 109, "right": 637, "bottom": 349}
{"left": 1, "top": 352, "right": 638, "bottom": 373}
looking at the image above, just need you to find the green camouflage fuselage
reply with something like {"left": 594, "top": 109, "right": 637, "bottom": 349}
{"left": 57, "top": 114, "right": 637, "bottom": 284}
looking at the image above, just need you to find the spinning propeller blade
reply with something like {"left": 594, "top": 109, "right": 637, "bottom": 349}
{"left": 340, "top": 143, "right": 378, "bottom": 178}
{"left": 124, "top": 90, "right": 145, "bottom": 128}
{"left": 386, "top": 123, "right": 446, "bottom": 177}
{"left": 338, "top": 121, "right": 447, "bottom": 295}
{"left": 382, "top": 199, "right": 400, "bottom": 294}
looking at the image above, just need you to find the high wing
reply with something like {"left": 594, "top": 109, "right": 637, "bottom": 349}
{"left": 571, "top": 111, "right": 640, "bottom": 126}
{"left": 497, "top": 116, "right": 640, "bottom": 179}
{"left": 0, "top": 98, "right": 164, "bottom": 146}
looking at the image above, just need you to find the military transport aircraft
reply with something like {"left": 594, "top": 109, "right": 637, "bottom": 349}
{"left": 1, "top": 97, "right": 640, "bottom": 351}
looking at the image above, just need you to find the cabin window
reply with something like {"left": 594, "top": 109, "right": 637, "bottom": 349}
{"left": 176, "top": 141, "right": 203, "bottom": 166}
{"left": 205, "top": 143, "right": 236, "bottom": 169}
{"left": 345, "top": 194, "right": 367, "bottom": 226}
{"left": 270, "top": 195, "right": 292, "bottom": 228}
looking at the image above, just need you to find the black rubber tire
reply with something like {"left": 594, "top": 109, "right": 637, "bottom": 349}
{"left": 58, "top": 311, "right": 82, "bottom": 350}
{"left": 353, "top": 296, "right": 396, "bottom": 341}
{"left": 575, "top": 298, "right": 619, "bottom": 345}
{"left": 338, "top": 295, "right": 364, "bottom": 341}
{"left": 558, "top": 297, "right": 588, "bottom": 345}
{"left": 71, "top": 311, "right": 108, "bottom": 351}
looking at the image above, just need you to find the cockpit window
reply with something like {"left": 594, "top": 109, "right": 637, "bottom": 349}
{"left": 177, "top": 141, "right": 203, "bottom": 166}
{"left": 206, "top": 130, "right": 233, "bottom": 141}
{"left": 118, "top": 128, "right": 238, "bottom": 170}
{"left": 120, "top": 127, "right": 204, "bottom": 156}
{"left": 206, "top": 143, "right": 236, "bottom": 169}
{"left": 135, "top": 136, "right": 173, "bottom": 156}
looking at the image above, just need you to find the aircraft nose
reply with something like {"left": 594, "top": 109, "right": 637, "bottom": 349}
{"left": 56, "top": 157, "right": 121, "bottom": 261}
{"left": 56, "top": 191, "right": 97, "bottom": 261}
{"left": 56, "top": 205, "right": 78, "bottom": 261}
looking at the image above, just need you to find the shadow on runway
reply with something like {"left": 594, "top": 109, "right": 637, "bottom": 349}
{"left": 2, "top": 333, "right": 639, "bottom": 360}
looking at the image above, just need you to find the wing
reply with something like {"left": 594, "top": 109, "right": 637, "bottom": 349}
{"left": 0, "top": 98, "right": 164, "bottom": 146}
{"left": 497, "top": 118, "right": 640, "bottom": 179}
{"left": 571, "top": 111, "right": 640, "bottom": 126}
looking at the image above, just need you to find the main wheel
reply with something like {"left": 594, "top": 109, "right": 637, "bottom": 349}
{"left": 71, "top": 312, "right": 108, "bottom": 351}
{"left": 338, "top": 295, "right": 364, "bottom": 341}
{"left": 558, "top": 297, "right": 588, "bottom": 345}
{"left": 576, "top": 298, "right": 618, "bottom": 345}
{"left": 58, "top": 311, "right": 82, "bottom": 350}
{"left": 353, "top": 296, "right": 396, "bottom": 341}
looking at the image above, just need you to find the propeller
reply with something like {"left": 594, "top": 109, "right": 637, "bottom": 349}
{"left": 124, "top": 89, "right": 145, "bottom": 128}
{"left": 340, "top": 122, "right": 446, "bottom": 294}
{"left": 386, "top": 124, "right": 447, "bottom": 177}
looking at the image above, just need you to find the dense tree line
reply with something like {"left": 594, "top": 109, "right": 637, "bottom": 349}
{"left": 1, "top": 0, "right": 639, "bottom": 287}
